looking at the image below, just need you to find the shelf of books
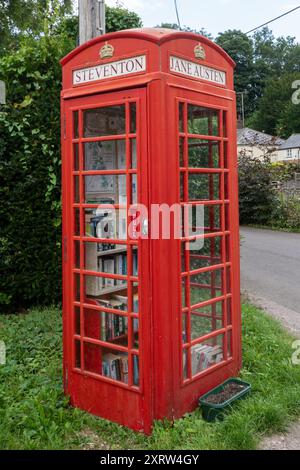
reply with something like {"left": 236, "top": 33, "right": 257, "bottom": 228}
{"left": 74, "top": 133, "right": 140, "bottom": 387}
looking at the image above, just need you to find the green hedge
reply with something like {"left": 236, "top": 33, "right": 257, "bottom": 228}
{"left": 0, "top": 36, "right": 74, "bottom": 311}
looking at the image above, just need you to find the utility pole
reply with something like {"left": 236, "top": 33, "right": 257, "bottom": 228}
{"left": 236, "top": 91, "right": 246, "bottom": 128}
{"left": 79, "top": 0, "right": 106, "bottom": 45}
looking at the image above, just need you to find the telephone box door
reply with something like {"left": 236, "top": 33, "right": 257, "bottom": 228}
{"left": 169, "top": 87, "right": 241, "bottom": 414}
{"left": 62, "top": 88, "right": 152, "bottom": 432}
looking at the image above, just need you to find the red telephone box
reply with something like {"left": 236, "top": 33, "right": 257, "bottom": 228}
{"left": 61, "top": 28, "right": 241, "bottom": 434}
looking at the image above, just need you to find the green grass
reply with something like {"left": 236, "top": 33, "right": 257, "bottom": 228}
{"left": 245, "top": 224, "right": 300, "bottom": 234}
{"left": 1, "top": 304, "right": 300, "bottom": 450}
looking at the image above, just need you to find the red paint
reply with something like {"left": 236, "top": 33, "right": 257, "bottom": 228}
{"left": 61, "top": 28, "right": 241, "bottom": 434}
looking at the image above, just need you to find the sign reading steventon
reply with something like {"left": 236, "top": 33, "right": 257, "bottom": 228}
{"left": 169, "top": 56, "right": 226, "bottom": 86}
{"left": 73, "top": 55, "right": 146, "bottom": 85}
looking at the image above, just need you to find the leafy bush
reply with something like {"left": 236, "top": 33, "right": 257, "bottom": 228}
{"left": 238, "top": 154, "right": 278, "bottom": 225}
{"left": 0, "top": 36, "right": 74, "bottom": 312}
{"left": 271, "top": 195, "right": 300, "bottom": 231}
{"left": 0, "top": 7, "right": 143, "bottom": 313}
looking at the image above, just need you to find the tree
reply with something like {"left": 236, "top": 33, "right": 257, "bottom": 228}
{"left": 0, "top": 3, "right": 143, "bottom": 311}
{"left": 238, "top": 154, "right": 278, "bottom": 225}
{"left": 246, "top": 72, "right": 300, "bottom": 136}
{"left": 216, "top": 30, "right": 256, "bottom": 115}
{"left": 156, "top": 22, "right": 212, "bottom": 38}
{"left": 106, "top": 4, "right": 142, "bottom": 32}
{"left": 0, "top": 0, "right": 73, "bottom": 55}
{"left": 277, "top": 98, "right": 300, "bottom": 138}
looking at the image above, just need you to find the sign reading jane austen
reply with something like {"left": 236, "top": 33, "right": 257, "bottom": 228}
{"left": 73, "top": 55, "right": 146, "bottom": 85}
{"left": 169, "top": 56, "right": 226, "bottom": 86}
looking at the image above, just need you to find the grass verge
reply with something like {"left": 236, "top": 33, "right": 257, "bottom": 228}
{"left": 0, "top": 304, "right": 300, "bottom": 450}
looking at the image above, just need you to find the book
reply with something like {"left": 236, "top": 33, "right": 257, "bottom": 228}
{"left": 103, "top": 258, "right": 115, "bottom": 287}
{"left": 102, "top": 352, "right": 128, "bottom": 383}
{"left": 132, "top": 251, "right": 138, "bottom": 276}
{"left": 133, "top": 355, "right": 139, "bottom": 386}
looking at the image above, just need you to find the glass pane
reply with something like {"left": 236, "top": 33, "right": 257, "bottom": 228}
{"left": 180, "top": 172, "right": 185, "bottom": 202}
{"left": 226, "top": 267, "right": 231, "bottom": 294}
{"left": 224, "top": 142, "right": 228, "bottom": 168}
{"left": 183, "top": 349, "right": 188, "bottom": 380}
{"left": 188, "top": 173, "right": 221, "bottom": 201}
{"left": 84, "top": 274, "right": 128, "bottom": 305}
{"left": 74, "top": 208, "right": 80, "bottom": 236}
{"left": 132, "top": 283, "right": 139, "bottom": 313}
{"left": 190, "top": 269, "right": 223, "bottom": 306}
{"left": 182, "top": 277, "right": 187, "bottom": 308}
{"left": 75, "top": 340, "right": 81, "bottom": 368}
{"left": 131, "top": 174, "right": 137, "bottom": 204}
{"left": 73, "top": 111, "right": 79, "bottom": 138}
{"left": 84, "top": 174, "right": 126, "bottom": 204}
{"left": 75, "top": 274, "right": 80, "bottom": 301}
{"left": 74, "top": 143, "right": 79, "bottom": 170}
{"left": 74, "top": 307, "right": 81, "bottom": 335}
{"left": 191, "top": 302, "right": 223, "bottom": 340}
{"left": 223, "top": 111, "right": 227, "bottom": 137}
{"left": 132, "top": 247, "right": 138, "bottom": 276}
{"left": 83, "top": 105, "right": 126, "bottom": 137}
{"left": 84, "top": 308, "right": 128, "bottom": 346}
{"left": 180, "top": 137, "right": 185, "bottom": 166}
{"left": 225, "top": 204, "right": 230, "bottom": 231}
{"left": 84, "top": 140, "right": 126, "bottom": 171}
{"left": 188, "top": 105, "right": 219, "bottom": 136}
{"left": 181, "top": 204, "right": 205, "bottom": 238}
{"left": 181, "top": 242, "right": 188, "bottom": 272}
{"left": 227, "top": 330, "right": 232, "bottom": 358}
{"left": 225, "top": 173, "right": 229, "bottom": 200}
{"left": 132, "top": 318, "right": 139, "bottom": 349}
{"left": 191, "top": 334, "right": 224, "bottom": 376}
{"left": 84, "top": 242, "right": 128, "bottom": 287}
{"left": 84, "top": 343, "right": 129, "bottom": 384}
{"left": 74, "top": 240, "right": 80, "bottom": 269}
{"left": 85, "top": 208, "right": 127, "bottom": 240}
{"left": 130, "top": 138, "right": 137, "bottom": 169}
{"left": 188, "top": 140, "right": 220, "bottom": 168}
{"left": 227, "top": 298, "right": 232, "bottom": 325}
{"left": 130, "top": 103, "right": 136, "bottom": 134}
{"left": 189, "top": 236, "right": 222, "bottom": 271}
{"left": 182, "top": 314, "right": 188, "bottom": 343}
{"left": 182, "top": 205, "right": 221, "bottom": 237}
{"left": 204, "top": 205, "right": 221, "bottom": 233}
{"left": 74, "top": 176, "right": 80, "bottom": 203}
{"left": 132, "top": 355, "right": 139, "bottom": 386}
{"left": 179, "top": 102, "right": 184, "bottom": 132}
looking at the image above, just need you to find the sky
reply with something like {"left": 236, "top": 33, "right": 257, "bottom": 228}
{"left": 104, "top": 0, "right": 300, "bottom": 41}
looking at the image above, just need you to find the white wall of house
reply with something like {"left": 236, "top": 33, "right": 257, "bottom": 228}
{"left": 237, "top": 145, "right": 280, "bottom": 162}
{"left": 277, "top": 148, "right": 300, "bottom": 162}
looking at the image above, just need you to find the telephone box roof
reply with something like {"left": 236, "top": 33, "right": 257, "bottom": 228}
{"left": 60, "top": 27, "right": 235, "bottom": 67}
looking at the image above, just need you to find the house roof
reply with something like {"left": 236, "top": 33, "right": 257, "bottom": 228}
{"left": 279, "top": 134, "right": 300, "bottom": 150}
{"left": 237, "top": 128, "right": 285, "bottom": 147}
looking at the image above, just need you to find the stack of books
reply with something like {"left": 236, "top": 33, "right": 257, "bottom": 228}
{"left": 191, "top": 343, "right": 223, "bottom": 375}
{"left": 102, "top": 352, "right": 129, "bottom": 383}
{"left": 101, "top": 312, "right": 127, "bottom": 342}
{"left": 102, "top": 353, "right": 139, "bottom": 385}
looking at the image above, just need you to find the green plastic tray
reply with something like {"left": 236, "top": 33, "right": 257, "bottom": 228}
{"left": 199, "top": 378, "right": 251, "bottom": 422}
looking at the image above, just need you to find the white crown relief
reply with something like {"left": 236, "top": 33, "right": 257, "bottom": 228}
{"left": 194, "top": 43, "right": 206, "bottom": 60}
{"left": 100, "top": 42, "right": 114, "bottom": 59}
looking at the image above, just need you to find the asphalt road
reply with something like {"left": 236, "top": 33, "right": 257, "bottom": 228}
{"left": 240, "top": 227, "right": 300, "bottom": 315}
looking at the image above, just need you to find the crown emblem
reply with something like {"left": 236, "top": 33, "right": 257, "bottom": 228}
{"left": 194, "top": 43, "right": 206, "bottom": 60}
{"left": 100, "top": 42, "right": 114, "bottom": 59}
